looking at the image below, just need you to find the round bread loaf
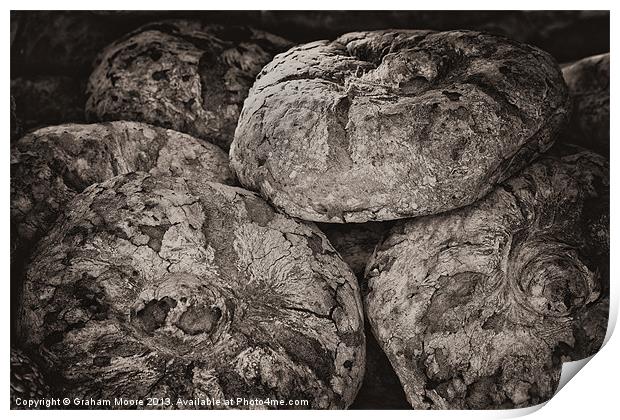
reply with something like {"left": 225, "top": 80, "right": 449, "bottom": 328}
{"left": 11, "top": 121, "right": 234, "bottom": 256}
{"left": 11, "top": 122, "right": 234, "bottom": 343}
{"left": 231, "top": 30, "right": 570, "bottom": 222}
{"left": 19, "top": 173, "right": 365, "bottom": 408}
{"left": 364, "top": 146, "right": 608, "bottom": 409}
{"left": 562, "top": 53, "right": 609, "bottom": 156}
{"left": 86, "top": 21, "right": 292, "bottom": 150}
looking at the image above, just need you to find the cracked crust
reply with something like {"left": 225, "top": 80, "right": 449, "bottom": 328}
{"left": 11, "top": 121, "right": 234, "bottom": 259}
{"left": 18, "top": 173, "right": 365, "bottom": 409}
{"left": 364, "top": 145, "right": 609, "bottom": 409}
{"left": 230, "top": 29, "right": 570, "bottom": 222}
{"left": 85, "top": 20, "right": 292, "bottom": 150}
{"left": 562, "top": 53, "right": 609, "bottom": 156}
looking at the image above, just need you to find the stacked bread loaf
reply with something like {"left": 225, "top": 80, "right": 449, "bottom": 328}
{"left": 11, "top": 11, "right": 609, "bottom": 410}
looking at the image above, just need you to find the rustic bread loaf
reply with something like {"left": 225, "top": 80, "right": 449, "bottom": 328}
{"left": 364, "top": 146, "right": 608, "bottom": 409}
{"left": 562, "top": 53, "right": 609, "bottom": 156}
{"left": 18, "top": 173, "right": 365, "bottom": 408}
{"left": 11, "top": 122, "right": 234, "bottom": 258}
{"left": 231, "top": 30, "right": 570, "bottom": 222}
{"left": 86, "top": 21, "right": 292, "bottom": 150}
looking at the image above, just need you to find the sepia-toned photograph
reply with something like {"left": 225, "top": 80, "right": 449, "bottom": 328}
{"left": 9, "top": 7, "right": 610, "bottom": 411}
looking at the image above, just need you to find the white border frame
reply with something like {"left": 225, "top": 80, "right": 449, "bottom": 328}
{"left": 4, "top": 2, "right": 617, "bottom": 419}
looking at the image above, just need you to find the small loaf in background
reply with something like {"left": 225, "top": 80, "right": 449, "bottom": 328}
{"left": 86, "top": 21, "right": 292, "bottom": 150}
{"left": 562, "top": 53, "right": 610, "bottom": 156}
